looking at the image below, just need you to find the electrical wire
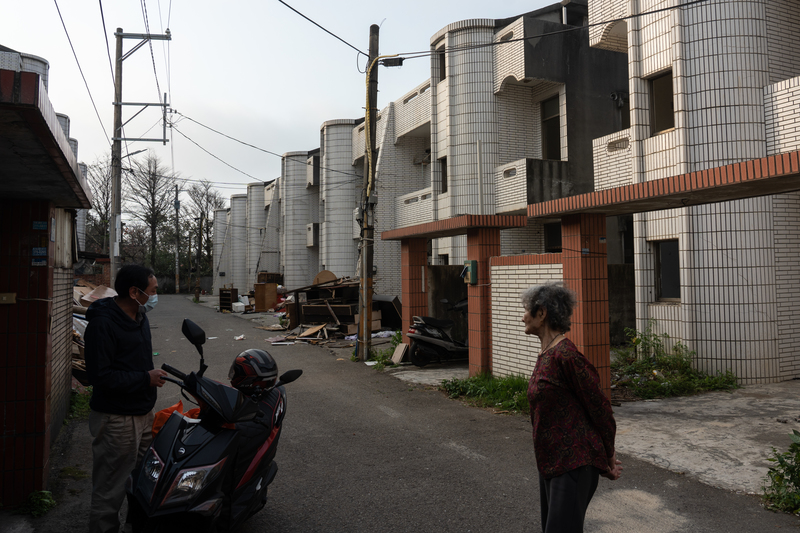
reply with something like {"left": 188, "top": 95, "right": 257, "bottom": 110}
{"left": 53, "top": 0, "right": 111, "bottom": 146}
{"left": 172, "top": 111, "right": 365, "bottom": 180}
{"left": 98, "top": 0, "right": 116, "bottom": 89}
{"left": 391, "top": 0, "right": 710, "bottom": 60}
{"left": 277, "top": 0, "right": 367, "bottom": 57}
{"left": 140, "top": 0, "right": 163, "bottom": 103}
{"left": 171, "top": 124, "right": 264, "bottom": 182}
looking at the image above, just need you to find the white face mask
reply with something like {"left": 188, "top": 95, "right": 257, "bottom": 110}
{"left": 137, "top": 288, "right": 158, "bottom": 313}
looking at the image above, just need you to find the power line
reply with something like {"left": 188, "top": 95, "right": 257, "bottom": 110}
{"left": 140, "top": 0, "right": 163, "bottom": 103}
{"left": 98, "top": 0, "right": 116, "bottom": 89}
{"left": 277, "top": 0, "right": 366, "bottom": 57}
{"left": 171, "top": 124, "right": 264, "bottom": 182}
{"left": 53, "top": 0, "right": 111, "bottom": 146}
{"left": 393, "top": 0, "right": 710, "bottom": 59}
{"left": 173, "top": 111, "right": 365, "bottom": 181}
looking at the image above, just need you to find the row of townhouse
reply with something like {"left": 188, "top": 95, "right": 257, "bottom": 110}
{"left": 214, "top": 0, "right": 800, "bottom": 386}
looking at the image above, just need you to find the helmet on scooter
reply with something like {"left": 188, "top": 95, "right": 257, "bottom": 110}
{"left": 228, "top": 349, "right": 278, "bottom": 393}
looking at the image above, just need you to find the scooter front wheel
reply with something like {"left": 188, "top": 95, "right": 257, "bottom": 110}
{"left": 409, "top": 341, "right": 430, "bottom": 367}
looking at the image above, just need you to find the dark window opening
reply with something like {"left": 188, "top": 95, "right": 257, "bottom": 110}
{"left": 656, "top": 239, "right": 680, "bottom": 299}
{"left": 438, "top": 254, "right": 449, "bottom": 265}
{"left": 650, "top": 70, "right": 674, "bottom": 135}
{"left": 544, "top": 222, "right": 562, "bottom": 253}
{"left": 541, "top": 96, "right": 561, "bottom": 160}
{"left": 438, "top": 47, "right": 446, "bottom": 82}
{"left": 439, "top": 157, "right": 448, "bottom": 194}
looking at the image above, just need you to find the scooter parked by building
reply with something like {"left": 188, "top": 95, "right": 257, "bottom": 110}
{"left": 406, "top": 298, "right": 468, "bottom": 367}
{"left": 126, "top": 319, "right": 302, "bottom": 532}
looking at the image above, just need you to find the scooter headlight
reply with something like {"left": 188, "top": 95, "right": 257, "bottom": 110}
{"left": 161, "top": 458, "right": 226, "bottom": 507}
{"left": 136, "top": 448, "right": 164, "bottom": 503}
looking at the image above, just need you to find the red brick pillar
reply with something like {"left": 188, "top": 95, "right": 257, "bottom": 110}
{"left": 561, "top": 214, "right": 611, "bottom": 395}
{"left": 401, "top": 238, "right": 428, "bottom": 344}
{"left": 466, "top": 228, "right": 501, "bottom": 377}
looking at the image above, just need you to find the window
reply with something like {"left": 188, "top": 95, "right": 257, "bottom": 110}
{"left": 544, "top": 222, "right": 562, "bottom": 253}
{"left": 438, "top": 254, "right": 449, "bottom": 265}
{"left": 655, "top": 240, "right": 680, "bottom": 299}
{"left": 439, "top": 157, "right": 448, "bottom": 194}
{"left": 438, "top": 47, "right": 446, "bottom": 82}
{"left": 650, "top": 70, "right": 674, "bottom": 135}
{"left": 541, "top": 96, "right": 561, "bottom": 160}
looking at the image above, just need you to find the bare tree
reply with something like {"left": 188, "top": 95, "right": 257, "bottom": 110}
{"left": 124, "top": 152, "right": 180, "bottom": 268}
{"left": 186, "top": 179, "right": 226, "bottom": 275}
{"left": 85, "top": 155, "right": 113, "bottom": 254}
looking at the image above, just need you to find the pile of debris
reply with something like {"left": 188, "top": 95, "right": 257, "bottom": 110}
{"left": 263, "top": 275, "right": 401, "bottom": 347}
{"left": 71, "top": 280, "right": 118, "bottom": 385}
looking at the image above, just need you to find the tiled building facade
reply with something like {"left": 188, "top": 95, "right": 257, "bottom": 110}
{"left": 588, "top": 0, "right": 800, "bottom": 383}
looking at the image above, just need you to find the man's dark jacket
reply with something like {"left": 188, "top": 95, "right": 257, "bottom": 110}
{"left": 84, "top": 297, "right": 156, "bottom": 415}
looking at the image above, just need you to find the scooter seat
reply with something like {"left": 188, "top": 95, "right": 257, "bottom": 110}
{"left": 418, "top": 316, "right": 454, "bottom": 329}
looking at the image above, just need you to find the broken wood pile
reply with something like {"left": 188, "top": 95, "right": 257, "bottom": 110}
{"left": 71, "top": 279, "right": 114, "bottom": 386}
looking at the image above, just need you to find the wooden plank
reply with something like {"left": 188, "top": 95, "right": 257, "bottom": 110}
{"left": 325, "top": 301, "right": 341, "bottom": 325}
{"left": 299, "top": 323, "right": 327, "bottom": 338}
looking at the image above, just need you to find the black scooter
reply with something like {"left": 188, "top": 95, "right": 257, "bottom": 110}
{"left": 126, "top": 319, "right": 302, "bottom": 532}
{"left": 406, "top": 298, "right": 469, "bottom": 367}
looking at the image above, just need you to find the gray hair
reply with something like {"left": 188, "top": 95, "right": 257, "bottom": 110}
{"left": 521, "top": 282, "right": 576, "bottom": 333}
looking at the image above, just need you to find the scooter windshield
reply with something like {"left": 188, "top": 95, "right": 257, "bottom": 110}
{"left": 192, "top": 375, "right": 260, "bottom": 424}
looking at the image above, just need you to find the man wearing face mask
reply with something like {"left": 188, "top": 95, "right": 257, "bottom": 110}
{"left": 84, "top": 264, "right": 168, "bottom": 533}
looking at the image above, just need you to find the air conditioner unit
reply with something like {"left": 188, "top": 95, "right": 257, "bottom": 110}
{"left": 306, "top": 223, "right": 319, "bottom": 247}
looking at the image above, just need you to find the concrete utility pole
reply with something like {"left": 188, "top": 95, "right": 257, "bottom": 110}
{"left": 174, "top": 184, "right": 180, "bottom": 294}
{"left": 109, "top": 27, "right": 171, "bottom": 288}
{"left": 110, "top": 28, "right": 123, "bottom": 288}
{"left": 358, "top": 25, "right": 379, "bottom": 361}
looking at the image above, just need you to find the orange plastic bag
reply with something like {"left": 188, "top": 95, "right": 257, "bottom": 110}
{"left": 152, "top": 401, "right": 201, "bottom": 435}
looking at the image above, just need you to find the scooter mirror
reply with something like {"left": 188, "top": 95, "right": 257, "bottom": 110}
{"left": 181, "top": 319, "right": 206, "bottom": 355}
{"left": 275, "top": 369, "right": 303, "bottom": 387}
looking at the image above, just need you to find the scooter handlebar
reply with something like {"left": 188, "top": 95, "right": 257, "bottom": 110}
{"left": 161, "top": 363, "right": 187, "bottom": 381}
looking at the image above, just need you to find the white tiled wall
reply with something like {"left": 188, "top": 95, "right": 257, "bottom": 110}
{"left": 321, "top": 120, "right": 360, "bottom": 279}
{"left": 229, "top": 195, "right": 248, "bottom": 294}
{"left": 212, "top": 208, "right": 229, "bottom": 294}
{"left": 281, "top": 152, "right": 311, "bottom": 290}
{"left": 500, "top": 220, "right": 546, "bottom": 256}
{"left": 246, "top": 183, "right": 266, "bottom": 292}
{"left": 491, "top": 262, "right": 564, "bottom": 377}
{"left": 261, "top": 183, "right": 281, "bottom": 274}
{"left": 593, "top": 129, "right": 632, "bottom": 190}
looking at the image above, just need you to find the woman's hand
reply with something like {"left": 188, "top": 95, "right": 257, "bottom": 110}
{"left": 601, "top": 452, "right": 622, "bottom": 480}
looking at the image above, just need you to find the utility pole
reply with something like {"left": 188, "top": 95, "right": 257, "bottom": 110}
{"left": 174, "top": 184, "right": 180, "bottom": 294}
{"left": 110, "top": 28, "right": 123, "bottom": 288}
{"left": 109, "top": 27, "right": 171, "bottom": 288}
{"left": 358, "top": 25, "right": 379, "bottom": 361}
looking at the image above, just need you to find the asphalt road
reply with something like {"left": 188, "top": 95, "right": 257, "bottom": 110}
{"left": 6, "top": 294, "right": 798, "bottom": 532}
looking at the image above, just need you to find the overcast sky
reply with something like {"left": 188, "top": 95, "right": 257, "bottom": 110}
{"left": 3, "top": 0, "right": 551, "bottom": 204}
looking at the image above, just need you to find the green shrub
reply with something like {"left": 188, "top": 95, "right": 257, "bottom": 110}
{"left": 611, "top": 321, "right": 738, "bottom": 399}
{"left": 763, "top": 430, "right": 800, "bottom": 515}
{"left": 440, "top": 373, "right": 529, "bottom": 413}
{"left": 68, "top": 386, "right": 92, "bottom": 420}
{"left": 15, "top": 490, "right": 56, "bottom": 517}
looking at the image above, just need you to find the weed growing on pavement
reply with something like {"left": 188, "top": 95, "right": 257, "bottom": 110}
{"left": 611, "top": 321, "right": 738, "bottom": 400}
{"left": 67, "top": 386, "right": 92, "bottom": 421}
{"left": 440, "top": 373, "right": 529, "bottom": 414}
{"left": 762, "top": 429, "right": 800, "bottom": 515}
{"left": 15, "top": 490, "right": 56, "bottom": 518}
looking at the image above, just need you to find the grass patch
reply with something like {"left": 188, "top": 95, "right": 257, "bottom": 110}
{"left": 365, "top": 331, "right": 403, "bottom": 371}
{"left": 67, "top": 386, "right": 92, "bottom": 421}
{"left": 14, "top": 491, "right": 56, "bottom": 518}
{"left": 762, "top": 429, "right": 800, "bottom": 515}
{"left": 440, "top": 373, "right": 529, "bottom": 414}
{"left": 612, "top": 321, "right": 738, "bottom": 400}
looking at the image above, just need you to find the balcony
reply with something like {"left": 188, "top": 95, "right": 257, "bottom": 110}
{"left": 495, "top": 158, "right": 571, "bottom": 214}
{"left": 396, "top": 187, "right": 434, "bottom": 228}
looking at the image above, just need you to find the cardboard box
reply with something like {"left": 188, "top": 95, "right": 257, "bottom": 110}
{"left": 231, "top": 302, "right": 245, "bottom": 313}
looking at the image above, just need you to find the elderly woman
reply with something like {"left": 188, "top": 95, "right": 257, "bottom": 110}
{"left": 522, "top": 282, "right": 621, "bottom": 533}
